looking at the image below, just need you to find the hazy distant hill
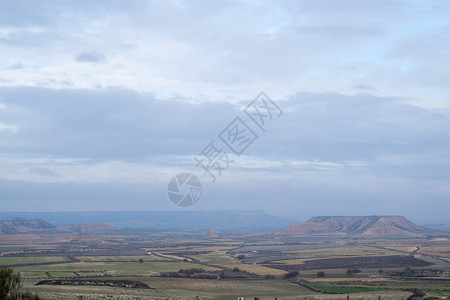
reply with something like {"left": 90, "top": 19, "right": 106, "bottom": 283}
{"left": 275, "top": 216, "right": 438, "bottom": 236}
{"left": 54, "top": 223, "right": 119, "bottom": 234}
{"left": 0, "top": 218, "right": 118, "bottom": 235}
{"left": 0, "top": 211, "right": 294, "bottom": 234}
{"left": 0, "top": 218, "right": 54, "bottom": 234}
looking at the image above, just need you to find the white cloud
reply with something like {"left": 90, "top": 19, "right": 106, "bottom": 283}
{"left": 0, "top": 1, "right": 448, "bottom": 103}
{"left": 0, "top": 122, "right": 17, "bottom": 133}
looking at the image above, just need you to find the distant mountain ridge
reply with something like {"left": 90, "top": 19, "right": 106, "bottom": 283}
{"left": 0, "top": 211, "right": 294, "bottom": 234}
{"left": 275, "top": 216, "right": 438, "bottom": 236}
{"left": 0, "top": 218, "right": 118, "bottom": 235}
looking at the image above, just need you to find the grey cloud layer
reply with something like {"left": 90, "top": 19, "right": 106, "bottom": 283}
{"left": 1, "top": 86, "right": 450, "bottom": 179}
{"left": 1, "top": 86, "right": 450, "bottom": 222}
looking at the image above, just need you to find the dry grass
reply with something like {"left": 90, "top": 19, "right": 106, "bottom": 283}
{"left": 22, "top": 277, "right": 312, "bottom": 299}
{"left": 379, "top": 246, "right": 419, "bottom": 253}
{"left": 418, "top": 246, "right": 450, "bottom": 258}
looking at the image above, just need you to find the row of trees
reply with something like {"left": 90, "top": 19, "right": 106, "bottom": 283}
{"left": 283, "top": 269, "right": 364, "bottom": 279}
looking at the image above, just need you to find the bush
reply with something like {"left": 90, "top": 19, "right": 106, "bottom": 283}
{"left": 233, "top": 267, "right": 240, "bottom": 272}
{"left": 237, "top": 255, "right": 246, "bottom": 260}
{"left": 317, "top": 271, "right": 325, "bottom": 278}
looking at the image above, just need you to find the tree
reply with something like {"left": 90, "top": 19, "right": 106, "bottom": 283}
{"left": 378, "top": 269, "right": 384, "bottom": 274}
{"left": 21, "top": 292, "right": 42, "bottom": 300}
{"left": 0, "top": 268, "right": 20, "bottom": 300}
{"left": 283, "top": 271, "right": 299, "bottom": 279}
{"left": 138, "top": 259, "right": 144, "bottom": 263}
{"left": 346, "top": 268, "right": 361, "bottom": 276}
{"left": 237, "top": 254, "right": 245, "bottom": 260}
{"left": 317, "top": 271, "right": 325, "bottom": 278}
{"left": 403, "top": 267, "right": 413, "bottom": 277}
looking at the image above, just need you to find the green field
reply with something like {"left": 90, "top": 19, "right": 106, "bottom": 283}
{"left": 76, "top": 255, "right": 171, "bottom": 262}
{"left": 0, "top": 256, "right": 71, "bottom": 266}
{"left": 15, "top": 260, "right": 221, "bottom": 278}
{"left": 305, "top": 282, "right": 389, "bottom": 294}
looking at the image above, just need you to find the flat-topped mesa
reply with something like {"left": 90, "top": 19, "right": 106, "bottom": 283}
{"left": 275, "top": 215, "right": 435, "bottom": 236}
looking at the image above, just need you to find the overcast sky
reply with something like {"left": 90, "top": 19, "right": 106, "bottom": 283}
{"left": 1, "top": 0, "right": 450, "bottom": 224}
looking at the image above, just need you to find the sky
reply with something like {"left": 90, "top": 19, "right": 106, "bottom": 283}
{"left": 1, "top": 0, "right": 450, "bottom": 224}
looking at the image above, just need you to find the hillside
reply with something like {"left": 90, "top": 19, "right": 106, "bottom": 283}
{"left": 275, "top": 216, "right": 437, "bottom": 236}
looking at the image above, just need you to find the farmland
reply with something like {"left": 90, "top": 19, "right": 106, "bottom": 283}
{"left": 1, "top": 231, "right": 450, "bottom": 299}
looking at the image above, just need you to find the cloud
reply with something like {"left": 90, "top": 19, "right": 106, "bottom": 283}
{"left": 28, "top": 167, "right": 60, "bottom": 177}
{"left": 0, "top": 122, "right": 18, "bottom": 133}
{"left": 0, "top": 0, "right": 447, "bottom": 105}
{"left": 0, "top": 1, "right": 449, "bottom": 222}
{"left": 8, "top": 62, "right": 23, "bottom": 70}
{"left": 75, "top": 52, "right": 106, "bottom": 63}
